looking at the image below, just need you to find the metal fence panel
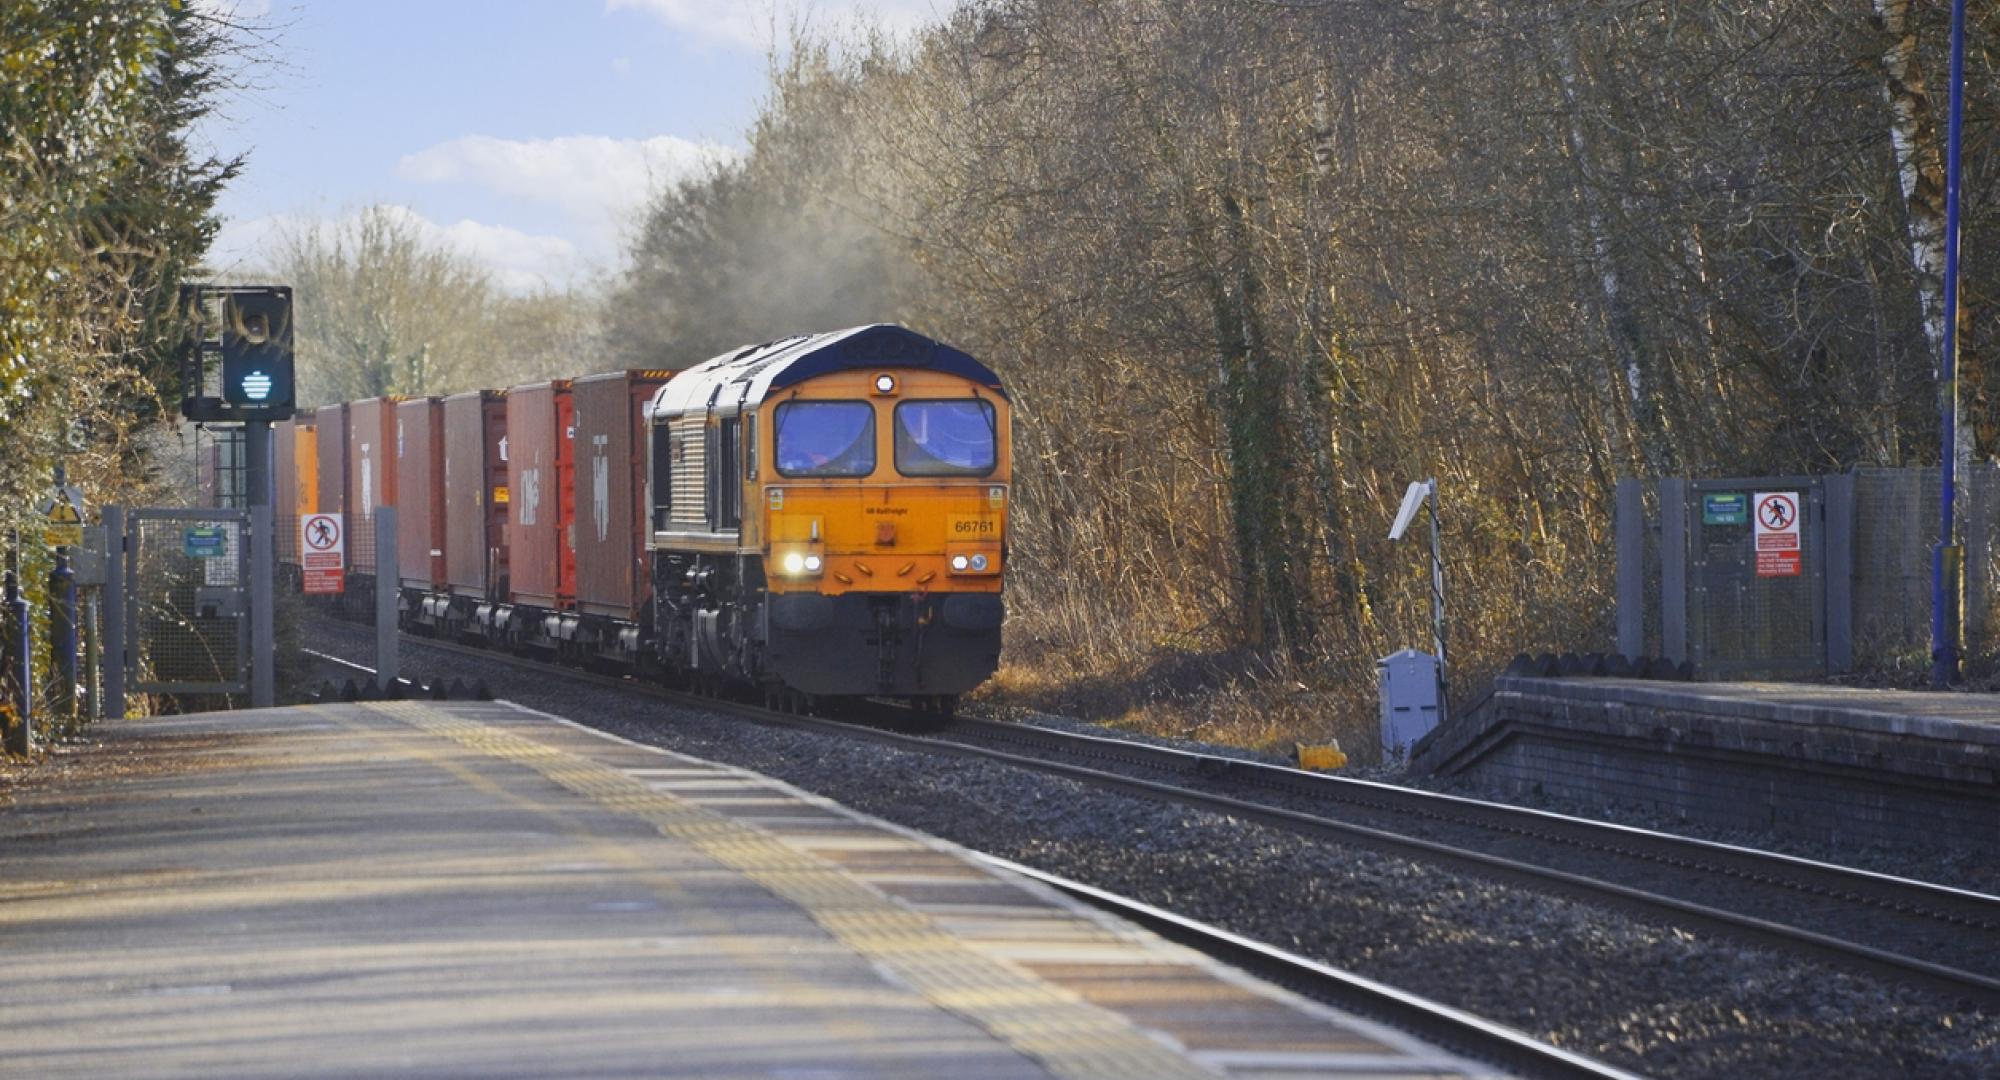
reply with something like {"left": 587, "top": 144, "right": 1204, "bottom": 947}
{"left": 126, "top": 508, "right": 249, "bottom": 695}
{"left": 1686, "top": 477, "right": 1825, "bottom": 678}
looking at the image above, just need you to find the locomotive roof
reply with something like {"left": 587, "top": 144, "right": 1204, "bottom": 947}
{"left": 646, "top": 324, "right": 1005, "bottom": 420}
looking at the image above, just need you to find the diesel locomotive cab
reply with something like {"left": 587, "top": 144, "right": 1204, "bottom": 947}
{"left": 645, "top": 325, "right": 1010, "bottom": 702}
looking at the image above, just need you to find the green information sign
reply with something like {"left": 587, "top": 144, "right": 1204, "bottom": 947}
{"left": 183, "top": 526, "right": 227, "bottom": 559}
{"left": 1702, "top": 493, "right": 1748, "bottom": 526}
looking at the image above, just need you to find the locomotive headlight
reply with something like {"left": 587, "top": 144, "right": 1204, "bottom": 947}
{"left": 804, "top": 554, "right": 823, "bottom": 573}
{"left": 873, "top": 373, "right": 897, "bottom": 394}
{"left": 970, "top": 553, "right": 989, "bottom": 572}
{"left": 950, "top": 554, "right": 970, "bottom": 571}
{"left": 783, "top": 552, "right": 806, "bottom": 574}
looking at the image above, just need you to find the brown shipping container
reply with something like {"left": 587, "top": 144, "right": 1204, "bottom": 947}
{"left": 395, "top": 397, "right": 446, "bottom": 589}
{"left": 505, "top": 380, "right": 574, "bottom": 609}
{"left": 572, "top": 370, "right": 674, "bottom": 619}
{"left": 345, "top": 398, "right": 402, "bottom": 575}
{"left": 315, "top": 403, "right": 348, "bottom": 517}
{"left": 442, "top": 390, "right": 509, "bottom": 599}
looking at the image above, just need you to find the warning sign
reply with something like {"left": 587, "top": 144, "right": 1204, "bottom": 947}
{"left": 1753, "top": 491, "right": 1801, "bottom": 578}
{"left": 43, "top": 501, "right": 82, "bottom": 548}
{"left": 38, "top": 483, "right": 85, "bottom": 547}
{"left": 301, "top": 512, "right": 345, "bottom": 595}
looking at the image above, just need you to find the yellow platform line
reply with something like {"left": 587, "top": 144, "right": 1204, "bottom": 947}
{"left": 367, "top": 702, "right": 1212, "bottom": 1080}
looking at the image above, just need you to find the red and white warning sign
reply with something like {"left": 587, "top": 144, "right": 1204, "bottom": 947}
{"left": 1753, "top": 491, "right": 1801, "bottom": 578}
{"left": 301, "top": 512, "right": 346, "bottom": 595}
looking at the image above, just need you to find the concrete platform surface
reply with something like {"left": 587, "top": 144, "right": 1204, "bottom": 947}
{"left": 1512, "top": 676, "right": 2000, "bottom": 745}
{"left": 0, "top": 700, "right": 1497, "bottom": 1078}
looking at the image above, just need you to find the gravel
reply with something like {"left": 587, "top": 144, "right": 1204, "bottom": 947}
{"left": 307, "top": 621, "right": 2000, "bottom": 1079}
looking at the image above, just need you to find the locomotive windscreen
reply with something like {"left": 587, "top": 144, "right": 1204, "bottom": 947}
{"left": 775, "top": 401, "right": 875, "bottom": 477}
{"left": 894, "top": 400, "right": 997, "bottom": 477}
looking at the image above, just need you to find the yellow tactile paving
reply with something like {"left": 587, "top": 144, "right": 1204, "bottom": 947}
{"left": 370, "top": 700, "right": 1216, "bottom": 1080}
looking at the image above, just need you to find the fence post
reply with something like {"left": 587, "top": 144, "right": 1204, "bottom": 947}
{"left": 1659, "top": 478, "right": 1688, "bottom": 665}
{"left": 1616, "top": 477, "right": 1645, "bottom": 660}
{"left": 82, "top": 590, "right": 99, "bottom": 721}
{"left": 48, "top": 545, "right": 76, "bottom": 722}
{"left": 103, "top": 506, "right": 125, "bottom": 721}
{"left": 1825, "top": 471, "right": 1856, "bottom": 673}
{"left": 375, "top": 506, "right": 398, "bottom": 690}
{"left": 5, "top": 535, "right": 31, "bottom": 755}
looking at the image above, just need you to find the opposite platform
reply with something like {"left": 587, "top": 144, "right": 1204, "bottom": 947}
{"left": 0, "top": 699, "right": 1498, "bottom": 1078}
{"left": 1417, "top": 675, "right": 1999, "bottom": 853}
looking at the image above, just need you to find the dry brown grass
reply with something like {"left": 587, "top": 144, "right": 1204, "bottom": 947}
{"left": 976, "top": 642, "right": 1381, "bottom": 760}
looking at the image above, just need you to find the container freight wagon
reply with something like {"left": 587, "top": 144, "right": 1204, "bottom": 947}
{"left": 568, "top": 370, "right": 676, "bottom": 655}
{"left": 396, "top": 397, "right": 446, "bottom": 590}
{"left": 315, "top": 403, "right": 348, "bottom": 517}
{"left": 505, "top": 380, "right": 575, "bottom": 612}
{"left": 440, "top": 389, "right": 509, "bottom": 605}
{"left": 274, "top": 416, "right": 319, "bottom": 564}
{"left": 346, "top": 397, "right": 402, "bottom": 575}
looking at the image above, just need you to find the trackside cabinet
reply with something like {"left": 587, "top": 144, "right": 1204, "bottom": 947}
{"left": 1378, "top": 649, "right": 1441, "bottom": 759}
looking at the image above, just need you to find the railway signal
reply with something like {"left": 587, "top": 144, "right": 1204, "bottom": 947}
{"left": 182, "top": 284, "right": 295, "bottom": 423}
{"left": 177, "top": 282, "right": 293, "bottom": 708}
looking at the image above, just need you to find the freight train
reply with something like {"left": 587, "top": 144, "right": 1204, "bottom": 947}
{"left": 278, "top": 325, "right": 1010, "bottom": 711}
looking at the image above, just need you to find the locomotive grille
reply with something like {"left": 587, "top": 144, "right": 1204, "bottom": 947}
{"left": 669, "top": 416, "right": 707, "bottom": 530}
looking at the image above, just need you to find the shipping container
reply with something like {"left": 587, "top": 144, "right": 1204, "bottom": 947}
{"left": 346, "top": 395, "right": 402, "bottom": 541}
{"left": 294, "top": 418, "right": 319, "bottom": 519}
{"left": 572, "top": 370, "right": 675, "bottom": 619}
{"left": 505, "top": 380, "right": 575, "bottom": 609}
{"left": 314, "top": 403, "right": 348, "bottom": 518}
{"left": 442, "top": 390, "right": 509, "bottom": 599}
{"left": 395, "top": 397, "right": 446, "bottom": 589}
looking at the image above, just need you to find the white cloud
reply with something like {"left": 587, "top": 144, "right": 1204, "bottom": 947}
{"left": 606, "top": 0, "right": 943, "bottom": 50}
{"left": 397, "top": 134, "right": 736, "bottom": 234}
{"left": 208, "top": 206, "right": 580, "bottom": 294}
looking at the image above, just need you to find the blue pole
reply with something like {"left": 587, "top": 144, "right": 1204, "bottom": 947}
{"left": 1933, "top": 0, "right": 1968, "bottom": 688}
{"left": 4, "top": 536, "right": 30, "bottom": 754}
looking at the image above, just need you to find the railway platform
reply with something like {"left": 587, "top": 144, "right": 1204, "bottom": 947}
{"left": 1417, "top": 675, "right": 2000, "bottom": 853}
{"left": 0, "top": 698, "right": 1500, "bottom": 1078}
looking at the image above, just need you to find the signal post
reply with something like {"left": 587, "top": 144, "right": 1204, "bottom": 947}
{"left": 181, "top": 284, "right": 295, "bottom": 708}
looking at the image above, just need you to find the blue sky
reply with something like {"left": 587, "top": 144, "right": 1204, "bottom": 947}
{"left": 202, "top": 1, "right": 943, "bottom": 290}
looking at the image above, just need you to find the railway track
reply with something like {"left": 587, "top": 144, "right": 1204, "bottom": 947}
{"left": 307, "top": 630, "right": 2000, "bottom": 1016}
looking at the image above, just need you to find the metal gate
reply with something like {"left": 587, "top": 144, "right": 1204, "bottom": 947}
{"left": 126, "top": 508, "right": 250, "bottom": 696}
{"left": 1661, "top": 476, "right": 1830, "bottom": 678}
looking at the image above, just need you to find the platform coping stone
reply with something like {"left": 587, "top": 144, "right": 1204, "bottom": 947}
{"left": 366, "top": 701, "right": 1213, "bottom": 1080}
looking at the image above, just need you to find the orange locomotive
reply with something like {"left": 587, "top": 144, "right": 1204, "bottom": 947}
{"left": 646, "top": 324, "right": 1009, "bottom": 709}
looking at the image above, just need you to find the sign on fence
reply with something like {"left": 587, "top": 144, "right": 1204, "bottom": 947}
{"left": 1702, "top": 492, "right": 1747, "bottom": 526}
{"left": 301, "top": 512, "right": 345, "bottom": 595}
{"left": 183, "top": 526, "right": 227, "bottom": 559}
{"left": 1754, "top": 491, "right": 1802, "bottom": 578}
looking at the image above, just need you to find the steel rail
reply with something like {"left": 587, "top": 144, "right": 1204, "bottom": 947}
{"left": 930, "top": 714, "right": 2000, "bottom": 936}
{"left": 976, "top": 855, "right": 1647, "bottom": 1080}
{"left": 303, "top": 635, "right": 2000, "bottom": 1008}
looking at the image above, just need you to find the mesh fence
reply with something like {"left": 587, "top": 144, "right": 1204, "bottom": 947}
{"left": 1852, "top": 464, "right": 2000, "bottom": 663}
{"left": 129, "top": 509, "right": 248, "bottom": 695}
